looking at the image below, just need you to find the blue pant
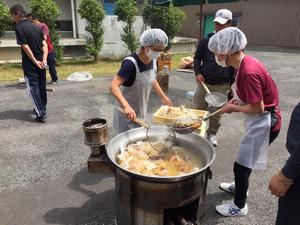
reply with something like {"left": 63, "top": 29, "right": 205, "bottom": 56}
{"left": 48, "top": 51, "right": 58, "bottom": 82}
{"left": 23, "top": 61, "right": 47, "bottom": 117}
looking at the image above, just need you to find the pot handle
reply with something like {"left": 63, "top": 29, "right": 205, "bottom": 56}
{"left": 115, "top": 106, "right": 149, "bottom": 128}
{"left": 203, "top": 108, "right": 222, "bottom": 121}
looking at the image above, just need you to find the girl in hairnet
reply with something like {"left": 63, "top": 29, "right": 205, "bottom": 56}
{"left": 208, "top": 27, "right": 281, "bottom": 216}
{"left": 110, "top": 28, "right": 172, "bottom": 133}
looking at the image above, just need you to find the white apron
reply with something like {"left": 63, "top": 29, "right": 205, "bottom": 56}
{"left": 113, "top": 56, "right": 156, "bottom": 133}
{"left": 231, "top": 75, "right": 271, "bottom": 170}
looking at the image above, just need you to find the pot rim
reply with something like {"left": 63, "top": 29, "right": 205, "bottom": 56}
{"left": 82, "top": 118, "right": 108, "bottom": 130}
{"left": 107, "top": 126, "right": 216, "bottom": 183}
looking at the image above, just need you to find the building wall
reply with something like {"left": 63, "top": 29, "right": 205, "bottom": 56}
{"left": 100, "top": 16, "right": 145, "bottom": 59}
{"left": 1, "top": 0, "right": 145, "bottom": 61}
{"left": 180, "top": 0, "right": 300, "bottom": 48}
{"left": 54, "top": 0, "right": 72, "bottom": 21}
{"left": 4, "top": 0, "right": 29, "bottom": 9}
{"left": 4, "top": 0, "right": 72, "bottom": 21}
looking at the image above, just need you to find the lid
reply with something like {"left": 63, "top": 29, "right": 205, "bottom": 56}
{"left": 163, "top": 65, "right": 169, "bottom": 73}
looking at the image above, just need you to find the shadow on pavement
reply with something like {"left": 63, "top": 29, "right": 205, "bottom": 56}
{"left": 44, "top": 189, "right": 115, "bottom": 225}
{"left": 44, "top": 169, "right": 115, "bottom": 225}
{"left": 0, "top": 109, "right": 35, "bottom": 122}
{"left": 200, "top": 191, "right": 237, "bottom": 224}
{"left": 67, "top": 168, "right": 113, "bottom": 198}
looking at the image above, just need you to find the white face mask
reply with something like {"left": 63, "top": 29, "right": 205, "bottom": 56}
{"left": 146, "top": 49, "right": 161, "bottom": 60}
{"left": 215, "top": 55, "right": 227, "bottom": 67}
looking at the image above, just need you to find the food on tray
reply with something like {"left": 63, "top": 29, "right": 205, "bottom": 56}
{"left": 173, "top": 119, "right": 202, "bottom": 129}
{"left": 159, "top": 105, "right": 199, "bottom": 120}
{"left": 117, "top": 140, "right": 200, "bottom": 176}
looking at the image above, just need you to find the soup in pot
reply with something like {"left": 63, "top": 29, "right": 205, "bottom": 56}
{"left": 116, "top": 140, "right": 201, "bottom": 176}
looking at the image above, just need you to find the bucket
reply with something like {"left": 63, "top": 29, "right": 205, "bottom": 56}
{"left": 82, "top": 118, "right": 108, "bottom": 146}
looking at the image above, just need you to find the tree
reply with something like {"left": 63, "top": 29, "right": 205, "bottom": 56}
{"left": 115, "top": 0, "right": 139, "bottom": 54}
{"left": 143, "top": 3, "right": 186, "bottom": 51}
{"left": 30, "top": 0, "right": 64, "bottom": 64}
{"left": 0, "top": 0, "right": 10, "bottom": 38}
{"left": 78, "top": 0, "right": 105, "bottom": 62}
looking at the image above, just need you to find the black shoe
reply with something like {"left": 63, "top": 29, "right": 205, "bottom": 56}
{"left": 33, "top": 109, "right": 47, "bottom": 119}
{"left": 50, "top": 79, "right": 58, "bottom": 85}
{"left": 35, "top": 116, "right": 47, "bottom": 123}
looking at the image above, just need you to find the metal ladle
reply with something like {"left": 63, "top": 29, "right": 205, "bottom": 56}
{"left": 115, "top": 107, "right": 176, "bottom": 153}
{"left": 201, "top": 81, "right": 227, "bottom": 108}
{"left": 172, "top": 108, "right": 222, "bottom": 134}
{"left": 115, "top": 106, "right": 150, "bottom": 129}
{"left": 172, "top": 82, "right": 227, "bottom": 134}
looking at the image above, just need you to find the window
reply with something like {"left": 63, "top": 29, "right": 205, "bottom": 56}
{"left": 103, "top": 0, "right": 115, "bottom": 15}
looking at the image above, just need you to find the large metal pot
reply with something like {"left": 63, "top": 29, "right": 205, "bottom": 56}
{"left": 106, "top": 126, "right": 215, "bottom": 183}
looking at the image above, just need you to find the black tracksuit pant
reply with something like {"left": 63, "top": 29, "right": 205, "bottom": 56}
{"left": 48, "top": 51, "right": 58, "bottom": 82}
{"left": 23, "top": 61, "right": 47, "bottom": 117}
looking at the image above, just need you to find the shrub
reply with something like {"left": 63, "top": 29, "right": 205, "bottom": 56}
{"left": 143, "top": 4, "right": 186, "bottom": 51}
{"left": 30, "top": 0, "right": 64, "bottom": 64}
{"left": 78, "top": 0, "right": 105, "bottom": 62}
{"left": 115, "top": 0, "right": 139, "bottom": 54}
{"left": 0, "top": 0, "right": 10, "bottom": 38}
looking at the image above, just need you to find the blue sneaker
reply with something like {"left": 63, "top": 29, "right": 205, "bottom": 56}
{"left": 219, "top": 182, "right": 236, "bottom": 194}
{"left": 216, "top": 201, "right": 248, "bottom": 217}
{"left": 219, "top": 182, "right": 249, "bottom": 196}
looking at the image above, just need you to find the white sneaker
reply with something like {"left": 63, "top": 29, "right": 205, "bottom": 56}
{"left": 216, "top": 201, "right": 248, "bottom": 217}
{"left": 207, "top": 134, "right": 218, "bottom": 147}
{"left": 219, "top": 182, "right": 249, "bottom": 196}
{"left": 219, "top": 182, "right": 236, "bottom": 194}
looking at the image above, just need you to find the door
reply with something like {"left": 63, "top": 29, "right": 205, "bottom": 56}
{"left": 103, "top": 0, "right": 116, "bottom": 15}
{"left": 203, "top": 15, "right": 214, "bottom": 38}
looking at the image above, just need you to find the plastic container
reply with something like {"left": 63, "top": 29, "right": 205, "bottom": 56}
{"left": 156, "top": 65, "right": 170, "bottom": 93}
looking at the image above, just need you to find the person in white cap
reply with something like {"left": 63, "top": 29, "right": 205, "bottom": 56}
{"left": 214, "top": 8, "right": 233, "bottom": 25}
{"left": 194, "top": 9, "right": 235, "bottom": 147}
{"left": 110, "top": 28, "right": 172, "bottom": 133}
{"left": 208, "top": 27, "right": 282, "bottom": 217}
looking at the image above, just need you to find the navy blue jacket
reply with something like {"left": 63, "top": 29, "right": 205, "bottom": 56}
{"left": 194, "top": 32, "right": 235, "bottom": 85}
{"left": 282, "top": 102, "right": 300, "bottom": 180}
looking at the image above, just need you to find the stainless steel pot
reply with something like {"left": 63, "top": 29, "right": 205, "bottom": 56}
{"left": 106, "top": 126, "right": 215, "bottom": 183}
{"left": 82, "top": 118, "right": 108, "bottom": 146}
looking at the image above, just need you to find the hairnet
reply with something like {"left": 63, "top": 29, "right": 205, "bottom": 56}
{"left": 208, "top": 27, "right": 247, "bottom": 55}
{"left": 139, "top": 28, "right": 169, "bottom": 47}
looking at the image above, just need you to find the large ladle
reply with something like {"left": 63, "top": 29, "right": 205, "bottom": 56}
{"left": 115, "top": 107, "right": 176, "bottom": 153}
{"left": 172, "top": 108, "right": 222, "bottom": 134}
{"left": 201, "top": 81, "right": 227, "bottom": 108}
{"left": 115, "top": 106, "right": 149, "bottom": 128}
{"left": 171, "top": 82, "right": 227, "bottom": 134}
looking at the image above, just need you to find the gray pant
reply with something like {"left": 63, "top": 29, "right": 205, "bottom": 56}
{"left": 194, "top": 83, "right": 230, "bottom": 135}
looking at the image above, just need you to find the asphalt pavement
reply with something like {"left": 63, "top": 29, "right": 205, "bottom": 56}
{"left": 0, "top": 50, "right": 300, "bottom": 225}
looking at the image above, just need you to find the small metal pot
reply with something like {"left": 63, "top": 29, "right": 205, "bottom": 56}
{"left": 82, "top": 118, "right": 108, "bottom": 146}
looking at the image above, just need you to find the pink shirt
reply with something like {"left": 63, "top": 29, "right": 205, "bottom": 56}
{"left": 37, "top": 22, "right": 54, "bottom": 53}
{"left": 236, "top": 55, "right": 281, "bottom": 131}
